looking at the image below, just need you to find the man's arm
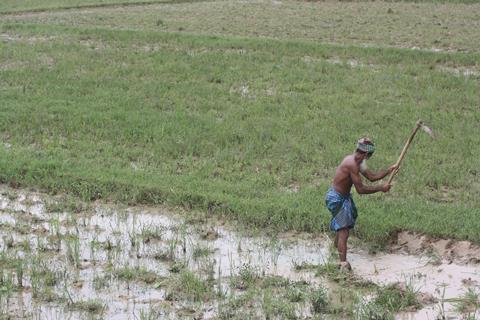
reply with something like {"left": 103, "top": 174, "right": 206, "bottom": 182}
{"left": 361, "top": 164, "right": 398, "bottom": 182}
{"left": 351, "top": 166, "right": 390, "bottom": 194}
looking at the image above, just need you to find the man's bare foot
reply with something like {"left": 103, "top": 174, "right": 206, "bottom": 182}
{"left": 338, "top": 261, "right": 352, "bottom": 272}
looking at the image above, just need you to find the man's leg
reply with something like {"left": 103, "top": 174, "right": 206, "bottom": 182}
{"left": 336, "top": 228, "right": 349, "bottom": 262}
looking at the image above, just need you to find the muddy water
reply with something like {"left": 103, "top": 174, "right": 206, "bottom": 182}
{"left": 0, "top": 186, "right": 478, "bottom": 319}
{"left": 0, "top": 187, "right": 329, "bottom": 319}
{"left": 351, "top": 250, "right": 480, "bottom": 320}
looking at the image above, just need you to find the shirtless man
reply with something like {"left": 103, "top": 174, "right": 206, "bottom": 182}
{"left": 325, "top": 137, "right": 398, "bottom": 270}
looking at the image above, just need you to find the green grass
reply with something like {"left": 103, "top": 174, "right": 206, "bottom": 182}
{"left": 354, "top": 284, "right": 421, "bottom": 320}
{"left": 165, "top": 270, "right": 212, "bottom": 302}
{"left": 374, "top": 284, "right": 420, "bottom": 313}
{"left": 310, "top": 286, "right": 328, "bottom": 314}
{"left": 219, "top": 276, "right": 314, "bottom": 319}
{"left": 0, "top": 0, "right": 479, "bottom": 245}
{"left": 452, "top": 288, "right": 480, "bottom": 315}
{"left": 113, "top": 266, "right": 159, "bottom": 284}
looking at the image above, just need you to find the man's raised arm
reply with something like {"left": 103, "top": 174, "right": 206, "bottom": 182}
{"left": 361, "top": 164, "right": 398, "bottom": 182}
{"left": 351, "top": 166, "right": 391, "bottom": 194}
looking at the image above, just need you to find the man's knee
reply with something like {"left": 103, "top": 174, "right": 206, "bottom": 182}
{"left": 337, "top": 228, "right": 349, "bottom": 239}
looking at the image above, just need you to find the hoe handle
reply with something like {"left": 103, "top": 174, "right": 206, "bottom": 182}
{"left": 387, "top": 120, "right": 423, "bottom": 185}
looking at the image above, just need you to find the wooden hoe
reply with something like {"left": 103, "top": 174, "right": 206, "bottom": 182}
{"left": 387, "top": 119, "right": 434, "bottom": 185}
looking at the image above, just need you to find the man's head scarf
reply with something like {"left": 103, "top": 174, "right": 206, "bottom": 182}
{"left": 357, "top": 137, "right": 375, "bottom": 154}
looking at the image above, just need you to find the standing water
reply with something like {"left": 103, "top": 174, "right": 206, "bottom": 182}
{"left": 0, "top": 186, "right": 478, "bottom": 319}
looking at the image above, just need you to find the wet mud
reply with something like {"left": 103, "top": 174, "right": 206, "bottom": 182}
{"left": 0, "top": 185, "right": 478, "bottom": 319}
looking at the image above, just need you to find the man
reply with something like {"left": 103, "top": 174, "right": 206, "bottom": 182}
{"left": 325, "top": 137, "right": 398, "bottom": 271}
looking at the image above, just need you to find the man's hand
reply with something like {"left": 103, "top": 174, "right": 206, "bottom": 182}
{"left": 381, "top": 183, "right": 392, "bottom": 193}
{"left": 388, "top": 164, "right": 399, "bottom": 174}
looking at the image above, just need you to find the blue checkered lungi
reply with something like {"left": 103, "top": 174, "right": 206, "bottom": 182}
{"left": 325, "top": 187, "right": 358, "bottom": 231}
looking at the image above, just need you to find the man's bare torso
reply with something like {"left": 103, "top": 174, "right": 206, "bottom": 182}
{"left": 332, "top": 154, "right": 360, "bottom": 196}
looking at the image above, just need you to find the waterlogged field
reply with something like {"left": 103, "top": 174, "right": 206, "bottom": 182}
{"left": 2, "top": 186, "right": 329, "bottom": 319}
{"left": 0, "top": 0, "right": 480, "bottom": 318}
{"left": 0, "top": 186, "right": 479, "bottom": 319}
{"left": 0, "top": 187, "right": 409, "bottom": 319}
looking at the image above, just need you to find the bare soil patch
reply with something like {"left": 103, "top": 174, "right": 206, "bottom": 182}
{"left": 392, "top": 230, "right": 480, "bottom": 264}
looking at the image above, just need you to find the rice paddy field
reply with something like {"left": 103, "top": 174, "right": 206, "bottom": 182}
{"left": 0, "top": 0, "right": 480, "bottom": 319}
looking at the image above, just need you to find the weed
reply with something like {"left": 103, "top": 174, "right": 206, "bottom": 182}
{"left": 167, "top": 238, "right": 178, "bottom": 261}
{"left": 453, "top": 288, "right": 480, "bottom": 316}
{"left": 139, "top": 224, "right": 164, "bottom": 243}
{"left": 114, "top": 266, "right": 159, "bottom": 284}
{"left": 197, "top": 256, "right": 216, "bottom": 287}
{"left": 215, "top": 262, "right": 225, "bottom": 298}
{"left": 128, "top": 230, "right": 137, "bottom": 248}
{"left": 217, "top": 291, "right": 257, "bottom": 320}
{"left": 165, "top": 270, "right": 211, "bottom": 302}
{"left": 267, "top": 236, "right": 282, "bottom": 269}
{"left": 435, "top": 283, "right": 448, "bottom": 319}
{"left": 285, "top": 285, "right": 306, "bottom": 303}
{"left": 168, "top": 261, "right": 186, "bottom": 274}
{"left": 316, "top": 263, "right": 375, "bottom": 289}
{"left": 263, "top": 289, "right": 297, "bottom": 320}
{"left": 4, "top": 191, "right": 17, "bottom": 201}
{"left": 261, "top": 275, "right": 290, "bottom": 289}
{"left": 30, "top": 258, "right": 59, "bottom": 290}
{"left": 192, "top": 244, "right": 213, "bottom": 260}
{"left": 316, "top": 262, "right": 343, "bottom": 279}
{"left": 3, "top": 236, "right": 14, "bottom": 250}
{"left": 353, "top": 282, "right": 420, "bottom": 320}
{"left": 230, "top": 263, "right": 260, "bottom": 290}
{"left": 12, "top": 222, "right": 30, "bottom": 235}
{"left": 15, "top": 260, "right": 23, "bottom": 288}
{"left": 36, "top": 288, "right": 64, "bottom": 304}
{"left": 48, "top": 216, "right": 61, "bottom": 239}
{"left": 69, "top": 299, "right": 105, "bottom": 314}
{"left": 18, "top": 239, "right": 31, "bottom": 253}
{"left": 93, "top": 274, "right": 111, "bottom": 291}
{"left": 0, "top": 270, "right": 14, "bottom": 295}
{"left": 310, "top": 286, "right": 328, "bottom": 314}
{"left": 354, "top": 298, "right": 394, "bottom": 320}
{"left": 103, "top": 238, "right": 115, "bottom": 251}
{"left": 292, "top": 261, "right": 319, "bottom": 271}
{"left": 180, "top": 223, "right": 188, "bottom": 256}
{"left": 45, "top": 196, "right": 89, "bottom": 214}
{"left": 0, "top": 252, "right": 22, "bottom": 271}
{"left": 65, "top": 233, "right": 81, "bottom": 269}
{"left": 199, "top": 227, "right": 220, "bottom": 241}
{"left": 152, "top": 248, "right": 170, "bottom": 261}
{"left": 374, "top": 283, "right": 420, "bottom": 313}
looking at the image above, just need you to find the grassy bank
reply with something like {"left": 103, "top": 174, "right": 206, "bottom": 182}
{"left": 0, "top": 1, "right": 479, "bottom": 243}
